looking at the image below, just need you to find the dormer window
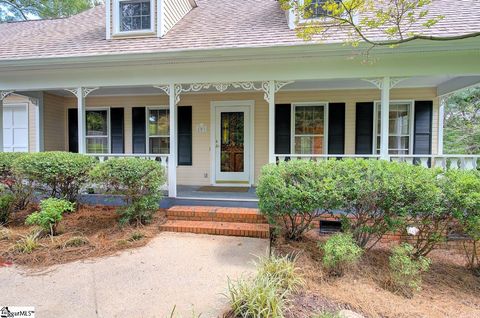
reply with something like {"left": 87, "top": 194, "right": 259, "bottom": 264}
{"left": 113, "top": 0, "right": 155, "bottom": 35}
{"left": 307, "top": 0, "right": 341, "bottom": 18}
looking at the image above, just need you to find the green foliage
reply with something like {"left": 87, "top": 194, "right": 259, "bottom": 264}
{"left": 14, "top": 231, "right": 40, "bottom": 254}
{"left": 311, "top": 313, "right": 341, "bottom": 318}
{"left": 0, "top": 0, "right": 102, "bottom": 22}
{"left": 25, "top": 198, "right": 75, "bottom": 236}
{"left": 320, "top": 233, "right": 363, "bottom": 276}
{"left": 444, "top": 87, "right": 480, "bottom": 155}
{"left": 335, "top": 159, "right": 423, "bottom": 249}
{"left": 13, "top": 151, "right": 97, "bottom": 202}
{"left": 63, "top": 236, "right": 89, "bottom": 248}
{"left": 0, "top": 193, "right": 15, "bottom": 225}
{"left": 389, "top": 243, "right": 431, "bottom": 295}
{"left": 279, "top": 0, "right": 456, "bottom": 50}
{"left": 227, "top": 275, "right": 287, "bottom": 318}
{"left": 90, "top": 158, "right": 165, "bottom": 225}
{"left": 0, "top": 152, "right": 33, "bottom": 211}
{"left": 255, "top": 253, "right": 305, "bottom": 293}
{"left": 257, "top": 160, "right": 342, "bottom": 240}
{"left": 128, "top": 231, "right": 145, "bottom": 242}
{"left": 445, "top": 170, "right": 480, "bottom": 271}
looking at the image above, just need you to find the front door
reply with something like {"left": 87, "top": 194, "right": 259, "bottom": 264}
{"left": 214, "top": 105, "right": 251, "bottom": 185}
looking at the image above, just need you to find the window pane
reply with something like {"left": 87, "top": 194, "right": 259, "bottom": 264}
{"left": 377, "top": 103, "right": 411, "bottom": 154}
{"left": 86, "top": 111, "right": 108, "bottom": 136}
{"left": 149, "top": 137, "right": 170, "bottom": 154}
{"left": 295, "top": 106, "right": 324, "bottom": 135}
{"left": 294, "top": 136, "right": 324, "bottom": 154}
{"left": 149, "top": 109, "right": 169, "bottom": 136}
{"left": 86, "top": 137, "right": 108, "bottom": 154}
{"left": 120, "top": 1, "right": 151, "bottom": 31}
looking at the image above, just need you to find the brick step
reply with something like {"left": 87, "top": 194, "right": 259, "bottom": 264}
{"left": 160, "top": 220, "right": 270, "bottom": 239}
{"left": 166, "top": 206, "right": 267, "bottom": 224}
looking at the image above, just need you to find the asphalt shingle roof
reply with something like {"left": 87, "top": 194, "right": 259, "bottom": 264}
{"left": 0, "top": 0, "right": 479, "bottom": 61}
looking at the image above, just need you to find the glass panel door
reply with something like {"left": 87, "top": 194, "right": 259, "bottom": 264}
{"left": 214, "top": 105, "right": 251, "bottom": 184}
{"left": 220, "top": 112, "right": 244, "bottom": 173}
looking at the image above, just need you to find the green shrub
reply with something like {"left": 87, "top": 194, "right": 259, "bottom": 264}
{"left": 227, "top": 275, "right": 288, "bottom": 318}
{"left": 25, "top": 198, "right": 75, "bottom": 236}
{"left": 255, "top": 252, "right": 305, "bottom": 293}
{"left": 257, "top": 160, "right": 342, "bottom": 240}
{"left": 444, "top": 170, "right": 480, "bottom": 271}
{"left": 13, "top": 152, "right": 97, "bottom": 202}
{"left": 0, "top": 193, "right": 15, "bottom": 225}
{"left": 0, "top": 152, "right": 33, "bottom": 211}
{"left": 90, "top": 158, "right": 166, "bottom": 225}
{"left": 334, "top": 159, "right": 429, "bottom": 250}
{"left": 62, "top": 236, "right": 90, "bottom": 248}
{"left": 320, "top": 233, "right": 363, "bottom": 276}
{"left": 389, "top": 243, "right": 431, "bottom": 295}
{"left": 128, "top": 231, "right": 145, "bottom": 242}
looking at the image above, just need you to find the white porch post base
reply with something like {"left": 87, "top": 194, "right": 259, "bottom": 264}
{"left": 380, "top": 77, "right": 390, "bottom": 160}
{"left": 168, "top": 83, "right": 177, "bottom": 198}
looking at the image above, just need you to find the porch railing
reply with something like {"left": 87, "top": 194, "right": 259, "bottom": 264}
{"left": 275, "top": 154, "right": 480, "bottom": 171}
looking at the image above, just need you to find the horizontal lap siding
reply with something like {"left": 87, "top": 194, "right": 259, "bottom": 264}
{"left": 43, "top": 93, "right": 66, "bottom": 151}
{"left": 163, "top": 0, "right": 192, "bottom": 33}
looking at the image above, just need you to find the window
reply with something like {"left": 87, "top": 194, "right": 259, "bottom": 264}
{"left": 86, "top": 110, "right": 109, "bottom": 154}
{"left": 148, "top": 108, "right": 170, "bottom": 154}
{"left": 374, "top": 101, "right": 413, "bottom": 155}
{"left": 307, "top": 0, "right": 341, "bottom": 18}
{"left": 115, "top": 0, "right": 153, "bottom": 34}
{"left": 293, "top": 104, "right": 327, "bottom": 154}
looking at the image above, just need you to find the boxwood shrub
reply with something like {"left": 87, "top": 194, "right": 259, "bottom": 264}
{"left": 257, "top": 160, "right": 342, "bottom": 240}
{"left": 13, "top": 151, "right": 97, "bottom": 202}
{"left": 0, "top": 152, "right": 33, "bottom": 210}
{"left": 90, "top": 158, "right": 166, "bottom": 225}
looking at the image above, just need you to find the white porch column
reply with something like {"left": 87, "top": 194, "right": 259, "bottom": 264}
{"left": 438, "top": 96, "right": 446, "bottom": 155}
{"left": 0, "top": 91, "right": 14, "bottom": 152}
{"left": 77, "top": 88, "right": 87, "bottom": 154}
{"left": 380, "top": 76, "right": 391, "bottom": 160}
{"left": 168, "top": 84, "right": 177, "bottom": 198}
{"left": 267, "top": 80, "right": 275, "bottom": 163}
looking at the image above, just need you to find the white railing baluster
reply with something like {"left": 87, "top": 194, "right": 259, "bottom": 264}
{"left": 419, "top": 157, "right": 429, "bottom": 168}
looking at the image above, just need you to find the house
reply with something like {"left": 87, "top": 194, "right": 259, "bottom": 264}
{"left": 0, "top": 0, "right": 479, "bottom": 203}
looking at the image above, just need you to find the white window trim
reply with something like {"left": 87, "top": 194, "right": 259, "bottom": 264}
{"left": 113, "top": 0, "right": 156, "bottom": 36}
{"left": 85, "top": 107, "right": 111, "bottom": 154}
{"left": 291, "top": 102, "right": 329, "bottom": 155}
{"left": 373, "top": 100, "right": 415, "bottom": 155}
{"left": 146, "top": 106, "right": 170, "bottom": 155}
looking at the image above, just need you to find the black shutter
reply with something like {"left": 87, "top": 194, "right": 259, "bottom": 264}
{"left": 110, "top": 108, "right": 124, "bottom": 154}
{"left": 328, "top": 103, "right": 345, "bottom": 154}
{"left": 275, "top": 104, "right": 291, "bottom": 154}
{"left": 132, "top": 107, "right": 146, "bottom": 154}
{"left": 68, "top": 108, "right": 78, "bottom": 153}
{"left": 177, "top": 106, "right": 192, "bottom": 165}
{"left": 413, "top": 101, "right": 433, "bottom": 155}
{"left": 355, "top": 102, "right": 375, "bottom": 154}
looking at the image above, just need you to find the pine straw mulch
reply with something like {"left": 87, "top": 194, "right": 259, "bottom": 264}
{"left": 274, "top": 231, "right": 480, "bottom": 318}
{"left": 0, "top": 205, "right": 166, "bottom": 269}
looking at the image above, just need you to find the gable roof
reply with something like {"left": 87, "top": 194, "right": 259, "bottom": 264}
{"left": 0, "top": 0, "right": 479, "bottom": 62}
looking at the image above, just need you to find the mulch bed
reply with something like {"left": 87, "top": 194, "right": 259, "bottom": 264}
{"left": 274, "top": 231, "right": 480, "bottom": 318}
{"left": 0, "top": 205, "right": 166, "bottom": 268}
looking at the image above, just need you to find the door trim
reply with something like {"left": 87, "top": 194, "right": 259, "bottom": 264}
{"left": 210, "top": 100, "right": 255, "bottom": 187}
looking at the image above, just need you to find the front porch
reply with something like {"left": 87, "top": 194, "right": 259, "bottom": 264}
{"left": 1, "top": 75, "right": 479, "bottom": 202}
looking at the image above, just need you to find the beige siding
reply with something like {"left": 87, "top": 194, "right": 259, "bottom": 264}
{"left": 163, "top": 0, "right": 192, "bottom": 33}
{"left": 43, "top": 93, "right": 67, "bottom": 151}
{"left": 57, "top": 87, "right": 439, "bottom": 186}
{"left": 3, "top": 94, "right": 37, "bottom": 152}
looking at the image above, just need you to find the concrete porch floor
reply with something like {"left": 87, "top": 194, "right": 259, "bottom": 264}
{"left": 176, "top": 185, "right": 258, "bottom": 201}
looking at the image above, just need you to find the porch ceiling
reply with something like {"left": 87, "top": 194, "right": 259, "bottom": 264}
{"left": 41, "top": 75, "right": 476, "bottom": 98}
